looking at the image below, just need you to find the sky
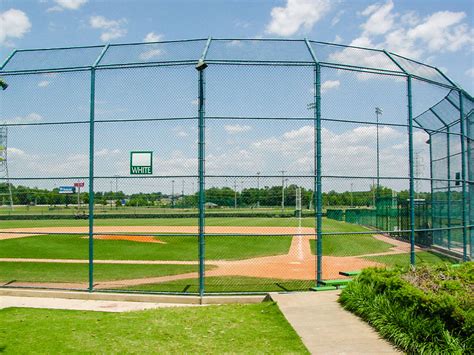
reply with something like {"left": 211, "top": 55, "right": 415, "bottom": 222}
{"left": 0, "top": 0, "right": 472, "bottom": 195}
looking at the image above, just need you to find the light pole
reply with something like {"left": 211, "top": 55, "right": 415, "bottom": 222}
{"left": 234, "top": 179, "right": 238, "bottom": 209}
{"left": 256, "top": 172, "right": 260, "bottom": 208}
{"left": 350, "top": 183, "right": 354, "bottom": 207}
{"left": 182, "top": 179, "right": 185, "bottom": 203}
{"left": 280, "top": 170, "right": 286, "bottom": 213}
{"left": 375, "top": 107, "right": 383, "bottom": 229}
{"left": 171, "top": 180, "right": 175, "bottom": 208}
{"left": 375, "top": 107, "right": 383, "bottom": 194}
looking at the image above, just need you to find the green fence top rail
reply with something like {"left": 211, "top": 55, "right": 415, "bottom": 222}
{"left": 0, "top": 37, "right": 464, "bottom": 87}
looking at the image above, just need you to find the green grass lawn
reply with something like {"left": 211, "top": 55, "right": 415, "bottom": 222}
{"left": 0, "top": 262, "right": 203, "bottom": 283}
{"left": 310, "top": 234, "right": 394, "bottom": 257}
{"left": 0, "top": 303, "right": 308, "bottom": 354}
{"left": 363, "top": 251, "right": 458, "bottom": 267}
{"left": 0, "top": 235, "right": 292, "bottom": 261}
{"left": 121, "top": 276, "right": 315, "bottom": 293}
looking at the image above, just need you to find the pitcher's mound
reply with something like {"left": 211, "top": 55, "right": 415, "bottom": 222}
{"left": 94, "top": 235, "right": 167, "bottom": 244}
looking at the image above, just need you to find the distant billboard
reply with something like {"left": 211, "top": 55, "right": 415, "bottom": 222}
{"left": 59, "top": 186, "right": 76, "bottom": 194}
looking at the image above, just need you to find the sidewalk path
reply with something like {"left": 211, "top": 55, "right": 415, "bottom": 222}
{"left": 270, "top": 291, "right": 400, "bottom": 355}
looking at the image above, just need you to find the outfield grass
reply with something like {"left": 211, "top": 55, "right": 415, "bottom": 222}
{"left": 0, "top": 235, "right": 292, "bottom": 261}
{"left": 0, "top": 303, "right": 309, "bottom": 354}
{"left": 0, "top": 262, "right": 204, "bottom": 283}
{"left": 0, "top": 205, "right": 301, "bottom": 215}
{"left": 0, "top": 216, "right": 368, "bottom": 230}
{"left": 363, "top": 251, "right": 457, "bottom": 267}
{"left": 121, "top": 276, "right": 315, "bottom": 293}
{"left": 310, "top": 234, "right": 394, "bottom": 257}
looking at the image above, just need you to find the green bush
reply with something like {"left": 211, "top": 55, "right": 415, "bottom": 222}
{"left": 339, "top": 262, "right": 473, "bottom": 354}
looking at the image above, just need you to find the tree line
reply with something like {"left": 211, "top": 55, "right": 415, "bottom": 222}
{"left": 0, "top": 182, "right": 435, "bottom": 209}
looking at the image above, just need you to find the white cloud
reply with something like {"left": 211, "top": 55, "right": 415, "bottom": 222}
{"left": 53, "top": 0, "right": 87, "bottom": 10}
{"left": 331, "top": 10, "right": 344, "bottom": 27}
{"left": 139, "top": 48, "right": 163, "bottom": 60}
{"left": 38, "top": 81, "right": 50, "bottom": 88}
{"left": 327, "top": 1, "right": 473, "bottom": 74}
{"left": 89, "top": 15, "right": 127, "bottom": 42}
{"left": 265, "top": 0, "right": 332, "bottom": 36}
{"left": 466, "top": 68, "right": 474, "bottom": 78}
{"left": 143, "top": 32, "right": 163, "bottom": 42}
{"left": 360, "top": 0, "right": 395, "bottom": 36}
{"left": 95, "top": 148, "right": 120, "bottom": 157}
{"left": 224, "top": 125, "right": 252, "bottom": 134}
{"left": 0, "top": 9, "right": 31, "bottom": 45}
{"left": 406, "top": 11, "right": 472, "bottom": 52}
{"left": 4, "top": 113, "right": 43, "bottom": 124}
{"left": 333, "top": 35, "right": 343, "bottom": 44}
{"left": 321, "top": 80, "right": 340, "bottom": 93}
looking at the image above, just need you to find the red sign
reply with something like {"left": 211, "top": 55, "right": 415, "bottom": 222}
{"left": 74, "top": 182, "right": 85, "bottom": 188}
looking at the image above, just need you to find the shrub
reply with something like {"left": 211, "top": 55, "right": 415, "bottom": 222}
{"left": 339, "top": 262, "right": 473, "bottom": 354}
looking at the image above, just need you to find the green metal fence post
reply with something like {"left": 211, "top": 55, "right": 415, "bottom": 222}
{"left": 467, "top": 110, "right": 473, "bottom": 259}
{"left": 88, "top": 68, "right": 96, "bottom": 292}
{"left": 407, "top": 76, "right": 416, "bottom": 266}
{"left": 315, "top": 63, "right": 323, "bottom": 284}
{"left": 428, "top": 134, "right": 435, "bottom": 239}
{"left": 88, "top": 44, "right": 109, "bottom": 292}
{"left": 446, "top": 125, "right": 452, "bottom": 249}
{"left": 0, "top": 50, "right": 17, "bottom": 71}
{"left": 196, "top": 37, "right": 211, "bottom": 297}
{"left": 459, "top": 92, "right": 468, "bottom": 261}
{"left": 304, "top": 39, "right": 323, "bottom": 285}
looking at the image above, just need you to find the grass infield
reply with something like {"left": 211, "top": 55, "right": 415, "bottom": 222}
{"left": 0, "top": 303, "right": 309, "bottom": 354}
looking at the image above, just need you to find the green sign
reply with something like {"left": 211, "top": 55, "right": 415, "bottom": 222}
{"left": 130, "top": 151, "right": 153, "bottom": 175}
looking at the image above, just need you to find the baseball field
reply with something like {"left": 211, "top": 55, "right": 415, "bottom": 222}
{"left": 0, "top": 216, "right": 454, "bottom": 293}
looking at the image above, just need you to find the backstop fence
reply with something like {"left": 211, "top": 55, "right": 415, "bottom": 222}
{"left": 0, "top": 38, "right": 472, "bottom": 295}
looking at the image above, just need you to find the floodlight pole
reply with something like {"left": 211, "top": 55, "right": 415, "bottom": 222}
{"left": 375, "top": 107, "right": 382, "bottom": 229}
{"left": 171, "top": 180, "right": 175, "bottom": 208}
{"left": 280, "top": 170, "right": 286, "bottom": 213}
{"left": 256, "top": 171, "right": 260, "bottom": 208}
{"left": 375, "top": 107, "right": 382, "bottom": 191}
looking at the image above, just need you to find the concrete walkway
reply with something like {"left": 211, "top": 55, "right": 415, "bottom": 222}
{"left": 271, "top": 291, "right": 400, "bottom": 355}
{"left": 0, "top": 296, "right": 199, "bottom": 312}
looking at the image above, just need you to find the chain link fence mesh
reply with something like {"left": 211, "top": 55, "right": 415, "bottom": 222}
{"left": 0, "top": 39, "right": 472, "bottom": 294}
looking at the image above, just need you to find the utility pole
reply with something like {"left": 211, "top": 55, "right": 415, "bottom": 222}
{"left": 280, "top": 170, "right": 286, "bottom": 213}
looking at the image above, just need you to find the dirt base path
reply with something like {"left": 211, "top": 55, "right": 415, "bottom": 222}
{"left": 1, "top": 226, "right": 402, "bottom": 289}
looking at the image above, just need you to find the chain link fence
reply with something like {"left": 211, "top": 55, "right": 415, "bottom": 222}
{"left": 0, "top": 38, "right": 472, "bottom": 294}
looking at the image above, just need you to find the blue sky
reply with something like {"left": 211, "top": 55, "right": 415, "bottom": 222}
{"left": 1, "top": 0, "right": 473, "bottom": 90}
{"left": 0, "top": 0, "right": 472, "bottom": 194}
